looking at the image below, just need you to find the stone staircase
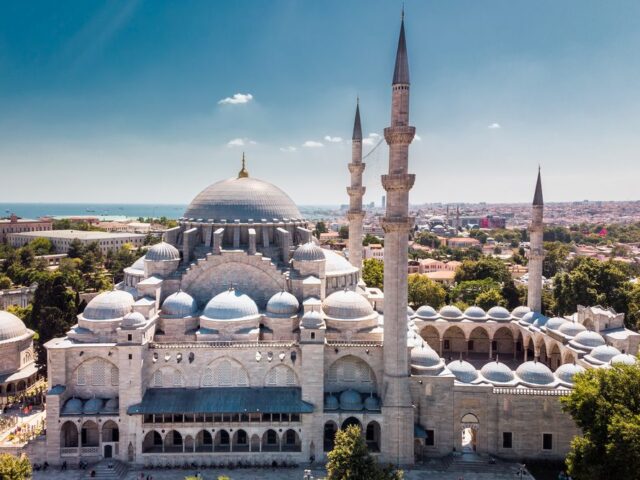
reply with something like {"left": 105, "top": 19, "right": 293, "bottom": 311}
{"left": 447, "top": 452, "right": 502, "bottom": 472}
{"left": 84, "top": 460, "right": 128, "bottom": 479}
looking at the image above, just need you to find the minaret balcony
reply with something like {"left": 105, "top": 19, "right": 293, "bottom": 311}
{"left": 381, "top": 174, "right": 415, "bottom": 192}
{"left": 347, "top": 186, "right": 366, "bottom": 197}
{"left": 381, "top": 216, "right": 414, "bottom": 233}
{"left": 384, "top": 126, "right": 416, "bottom": 145}
{"left": 348, "top": 163, "right": 366, "bottom": 174}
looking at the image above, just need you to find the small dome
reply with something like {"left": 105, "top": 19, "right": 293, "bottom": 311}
{"left": 414, "top": 305, "right": 438, "bottom": 320}
{"left": 447, "top": 360, "right": 479, "bottom": 383}
{"left": 325, "top": 395, "right": 339, "bottom": 410}
{"left": 558, "top": 321, "right": 587, "bottom": 337}
{"left": 103, "top": 398, "right": 119, "bottom": 413}
{"left": 487, "top": 306, "right": 511, "bottom": 321}
{"left": 532, "top": 314, "right": 549, "bottom": 328}
{"left": 480, "top": 361, "right": 515, "bottom": 384}
{"left": 464, "top": 306, "right": 487, "bottom": 320}
{"left": 202, "top": 289, "right": 259, "bottom": 320}
{"left": 571, "top": 330, "right": 606, "bottom": 349}
{"left": 411, "top": 344, "right": 441, "bottom": 368}
{"left": 162, "top": 291, "right": 198, "bottom": 318}
{"left": 146, "top": 242, "right": 180, "bottom": 262}
{"left": 0, "top": 310, "right": 28, "bottom": 341}
{"left": 364, "top": 395, "right": 380, "bottom": 411}
{"left": 129, "top": 255, "right": 146, "bottom": 271}
{"left": 439, "top": 305, "right": 463, "bottom": 320}
{"left": 83, "top": 290, "right": 135, "bottom": 321}
{"left": 267, "top": 291, "right": 300, "bottom": 316}
{"left": 301, "top": 310, "right": 324, "bottom": 329}
{"left": 322, "top": 290, "right": 374, "bottom": 320}
{"left": 555, "top": 363, "right": 586, "bottom": 385}
{"left": 339, "top": 389, "right": 363, "bottom": 410}
{"left": 83, "top": 398, "right": 104, "bottom": 415}
{"left": 587, "top": 345, "right": 621, "bottom": 363}
{"left": 323, "top": 249, "right": 357, "bottom": 274}
{"left": 62, "top": 398, "right": 83, "bottom": 415}
{"left": 511, "top": 306, "right": 531, "bottom": 319}
{"left": 293, "top": 242, "right": 325, "bottom": 262}
{"left": 407, "top": 306, "right": 415, "bottom": 317}
{"left": 122, "top": 311, "right": 146, "bottom": 328}
{"left": 611, "top": 354, "right": 637, "bottom": 365}
{"left": 519, "top": 311, "right": 545, "bottom": 326}
{"left": 545, "top": 317, "right": 567, "bottom": 331}
{"left": 516, "top": 361, "right": 555, "bottom": 385}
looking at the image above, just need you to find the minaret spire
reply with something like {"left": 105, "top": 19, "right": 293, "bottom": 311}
{"left": 392, "top": 13, "right": 410, "bottom": 85}
{"left": 238, "top": 152, "right": 249, "bottom": 178}
{"left": 533, "top": 166, "right": 543, "bottom": 206}
{"left": 528, "top": 167, "right": 545, "bottom": 312}
{"left": 347, "top": 99, "right": 366, "bottom": 268}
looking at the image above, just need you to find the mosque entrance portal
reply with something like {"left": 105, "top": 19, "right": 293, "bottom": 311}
{"left": 460, "top": 413, "right": 479, "bottom": 453}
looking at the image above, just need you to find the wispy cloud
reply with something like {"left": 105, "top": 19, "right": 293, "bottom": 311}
{"left": 324, "top": 135, "right": 342, "bottom": 143}
{"left": 218, "top": 93, "right": 254, "bottom": 105}
{"left": 488, "top": 123, "right": 501, "bottom": 129}
{"left": 280, "top": 146, "right": 297, "bottom": 152}
{"left": 414, "top": 134, "right": 422, "bottom": 141}
{"left": 227, "top": 137, "right": 256, "bottom": 147}
{"left": 363, "top": 132, "right": 380, "bottom": 146}
{"left": 302, "top": 141, "right": 324, "bottom": 148}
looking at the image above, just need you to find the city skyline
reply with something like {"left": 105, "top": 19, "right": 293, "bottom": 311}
{"left": 1, "top": 0, "right": 640, "bottom": 205}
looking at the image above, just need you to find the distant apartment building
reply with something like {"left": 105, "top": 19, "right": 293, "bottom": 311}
{"left": 363, "top": 243, "right": 384, "bottom": 261}
{"left": 446, "top": 237, "right": 481, "bottom": 249}
{"left": 363, "top": 224, "right": 384, "bottom": 237}
{"left": 0, "top": 214, "right": 52, "bottom": 242}
{"left": 7, "top": 230, "right": 145, "bottom": 255}
{"left": 94, "top": 221, "right": 152, "bottom": 234}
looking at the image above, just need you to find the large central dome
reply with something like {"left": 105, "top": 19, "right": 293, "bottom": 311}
{"left": 184, "top": 176, "right": 302, "bottom": 222}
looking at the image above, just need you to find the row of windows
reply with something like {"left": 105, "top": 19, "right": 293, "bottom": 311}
{"left": 142, "top": 413, "right": 301, "bottom": 425}
{"left": 421, "top": 430, "right": 554, "bottom": 451}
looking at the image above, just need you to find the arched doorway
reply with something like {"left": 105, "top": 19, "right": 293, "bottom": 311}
{"left": 102, "top": 420, "right": 119, "bottom": 442}
{"left": 104, "top": 444, "right": 113, "bottom": 458}
{"left": 468, "top": 327, "right": 490, "bottom": 358}
{"left": 262, "top": 429, "right": 280, "bottom": 452}
{"left": 442, "top": 326, "right": 466, "bottom": 360}
{"left": 538, "top": 341, "right": 548, "bottom": 365}
{"left": 341, "top": 416, "right": 362, "bottom": 431}
{"left": 324, "top": 421, "right": 338, "bottom": 452}
{"left": 163, "top": 430, "right": 182, "bottom": 453}
{"left": 142, "top": 431, "right": 162, "bottom": 453}
{"left": 282, "top": 429, "right": 301, "bottom": 452}
{"left": 365, "top": 421, "right": 381, "bottom": 452}
{"left": 214, "top": 430, "right": 230, "bottom": 452}
{"left": 420, "top": 325, "right": 440, "bottom": 353}
{"left": 493, "top": 327, "right": 515, "bottom": 357}
{"left": 60, "top": 421, "right": 78, "bottom": 448}
{"left": 460, "top": 413, "right": 479, "bottom": 453}
{"left": 81, "top": 421, "right": 99, "bottom": 448}
{"left": 232, "top": 429, "right": 249, "bottom": 452}
{"left": 549, "top": 343, "right": 562, "bottom": 370}
{"left": 196, "top": 430, "right": 213, "bottom": 452}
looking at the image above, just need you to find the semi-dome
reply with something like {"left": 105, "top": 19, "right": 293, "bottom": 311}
{"left": 545, "top": 317, "right": 567, "bottom": 331}
{"left": 339, "top": 389, "right": 363, "bottom": 410}
{"left": 146, "top": 242, "right": 180, "bottom": 262}
{"left": 571, "top": 330, "right": 606, "bottom": 349}
{"left": 447, "top": 360, "right": 479, "bottom": 383}
{"left": 83, "top": 398, "right": 104, "bottom": 415}
{"left": 323, "top": 249, "right": 357, "bottom": 274}
{"left": 555, "top": 363, "right": 586, "bottom": 385}
{"left": 464, "top": 306, "right": 487, "bottom": 320}
{"left": 439, "top": 305, "right": 463, "bottom": 320}
{"left": 83, "top": 290, "right": 134, "bottom": 321}
{"left": 162, "top": 291, "right": 198, "bottom": 318}
{"left": 480, "top": 361, "right": 515, "bottom": 384}
{"left": 293, "top": 242, "right": 325, "bottom": 262}
{"left": 184, "top": 176, "right": 301, "bottom": 222}
{"left": 122, "top": 311, "right": 146, "bottom": 328}
{"left": 487, "top": 306, "right": 511, "bottom": 321}
{"left": 414, "top": 305, "right": 438, "bottom": 320}
{"left": 611, "top": 353, "right": 637, "bottom": 365}
{"left": 558, "top": 321, "right": 587, "bottom": 337}
{"left": 411, "top": 344, "right": 441, "bottom": 368}
{"left": 202, "top": 289, "right": 259, "bottom": 320}
{"left": 301, "top": 310, "right": 324, "bottom": 329}
{"left": 511, "top": 306, "right": 531, "bottom": 319}
{"left": 266, "top": 291, "right": 300, "bottom": 316}
{"left": 586, "top": 344, "right": 620, "bottom": 363}
{"left": 0, "top": 310, "right": 28, "bottom": 341}
{"left": 62, "top": 398, "right": 83, "bottom": 415}
{"left": 516, "top": 361, "right": 555, "bottom": 385}
{"left": 322, "top": 290, "right": 374, "bottom": 320}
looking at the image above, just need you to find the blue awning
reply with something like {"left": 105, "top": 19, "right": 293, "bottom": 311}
{"left": 127, "top": 387, "right": 315, "bottom": 415}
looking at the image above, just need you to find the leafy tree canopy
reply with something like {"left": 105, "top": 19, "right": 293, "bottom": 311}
{"left": 362, "top": 259, "right": 384, "bottom": 290}
{"left": 408, "top": 274, "right": 446, "bottom": 309}
{"left": 0, "top": 453, "right": 32, "bottom": 480}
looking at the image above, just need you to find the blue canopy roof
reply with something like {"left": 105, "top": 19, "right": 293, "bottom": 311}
{"left": 127, "top": 387, "right": 314, "bottom": 415}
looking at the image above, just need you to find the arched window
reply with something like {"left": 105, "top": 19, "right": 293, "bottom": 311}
{"left": 326, "top": 355, "right": 376, "bottom": 393}
{"left": 110, "top": 366, "right": 119, "bottom": 386}
{"left": 76, "top": 365, "right": 86, "bottom": 386}
{"left": 91, "top": 361, "right": 106, "bottom": 386}
{"left": 264, "top": 365, "right": 298, "bottom": 387}
{"left": 202, "top": 358, "right": 250, "bottom": 387}
{"left": 152, "top": 370, "right": 163, "bottom": 387}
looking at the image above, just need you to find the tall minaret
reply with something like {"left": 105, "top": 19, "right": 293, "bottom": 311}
{"left": 527, "top": 168, "right": 544, "bottom": 312}
{"left": 347, "top": 100, "right": 365, "bottom": 269}
{"left": 381, "top": 11, "right": 415, "bottom": 465}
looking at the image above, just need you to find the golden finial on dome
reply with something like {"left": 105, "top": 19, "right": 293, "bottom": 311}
{"left": 238, "top": 152, "right": 249, "bottom": 178}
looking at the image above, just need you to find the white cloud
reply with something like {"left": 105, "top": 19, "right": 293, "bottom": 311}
{"left": 218, "top": 93, "right": 254, "bottom": 105}
{"left": 363, "top": 132, "right": 380, "bottom": 146}
{"left": 414, "top": 134, "right": 422, "bottom": 141}
{"left": 324, "top": 135, "right": 343, "bottom": 143}
{"left": 488, "top": 123, "right": 501, "bottom": 129}
{"left": 280, "top": 146, "right": 297, "bottom": 152}
{"left": 302, "top": 141, "right": 324, "bottom": 148}
{"left": 227, "top": 137, "right": 256, "bottom": 147}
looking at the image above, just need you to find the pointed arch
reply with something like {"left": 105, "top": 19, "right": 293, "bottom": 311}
{"left": 73, "top": 357, "right": 119, "bottom": 387}
{"left": 326, "top": 355, "right": 376, "bottom": 393}
{"left": 264, "top": 364, "right": 299, "bottom": 387}
{"left": 201, "top": 357, "right": 250, "bottom": 387}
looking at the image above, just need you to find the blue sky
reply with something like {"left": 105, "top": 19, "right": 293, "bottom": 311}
{"left": 1, "top": 0, "right": 639, "bottom": 205}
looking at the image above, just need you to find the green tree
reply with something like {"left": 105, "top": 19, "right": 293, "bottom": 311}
{"left": 543, "top": 241, "right": 571, "bottom": 278}
{"left": 27, "top": 237, "right": 54, "bottom": 255}
{"left": 362, "top": 234, "right": 382, "bottom": 246}
{"left": 313, "top": 221, "right": 328, "bottom": 239}
{"left": 67, "top": 239, "right": 85, "bottom": 259}
{"left": 561, "top": 362, "right": 640, "bottom": 480}
{"left": 475, "top": 288, "right": 506, "bottom": 310}
{"left": 0, "top": 275, "right": 11, "bottom": 289}
{"left": 339, "top": 225, "right": 349, "bottom": 240}
{"left": 0, "top": 453, "right": 32, "bottom": 480}
{"left": 362, "top": 259, "right": 384, "bottom": 290}
{"left": 408, "top": 274, "right": 446, "bottom": 309}
{"left": 450, "top": 279, "right": 502, "bottom": 306}
{"left": 454, "top": 257, "right": 511, "bottom": 284}
{"left": 415, "top": 231, "right": 440, "bottom": 248}
{"left": 327, "top": 425, "right": 403, "bottom": 480}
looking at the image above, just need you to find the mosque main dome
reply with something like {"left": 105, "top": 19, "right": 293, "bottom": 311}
{"left": 184, "top": 176, "right": 302, "bottom": 222}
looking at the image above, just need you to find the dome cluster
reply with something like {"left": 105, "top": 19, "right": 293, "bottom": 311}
{"left": 412, "top": 305, "right": 531, "bottom": 323}
{"left": 62, "top": 397, "right": 119, "bottom": 416}
{"left": 324, "top": 390, "right": 380, "bottom": 411}
{"left": 83, "top": 291, "right": 135, "bottom": 321}
{"left": 322, "top": 290, "right": 374, "bottom": 320}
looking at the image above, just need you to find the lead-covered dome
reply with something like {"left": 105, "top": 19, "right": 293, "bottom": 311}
{"left": 447, "top": 360, "right": 479, "bottom": 383}
{"left": 266, "top": 291, "right": 300, "bottom": 316}
{"left": 184, "top": 177, "right": 301, "bottom": 222}
{"left": 122, "top": 311, "right": 146, "bottom": 328}
{"left": 0, "top": 311, "right": 28, "bottom": 341}
{"left": 464, "top": 306, "right": 487, "bottom": 320}
{"left": 439, "top": 305, "right": 463, "bottom": 320}
{"left": 555, "top": 363, "right": 586, "bottom": 385}
{"left": 83, "top": 291, "right": 135, "bottom": 321}
{"left": 570, "top": 330, "right": 606, "bottom": 349}
{"left": 516, "top": 361, "right": 555, "bottom": 385}
{"left": 146, "top": 242, "right": 180, "bottom": 262}
{"left": 558, "top": 321, "right": 587, "bottom": 337}
{"left": 162, "top": 291, "right": 198, "bottom": 318}
{"left": 414, "top": 305, "right": 438, "bottom": 320}
{"left": 339, "top": 389, "right": 363, "bottom": 410}
{"left": 585, "top": 344, "right": 620, "bottom": 363}
{"left": 546, "top": 317, "right": 567, "bottom": 331}
{"left": 202, "top": 289, "right": 259, "bottom": 321}
{"left": 611, "top": 353, "right": 637, "bottom": 365}
{"left": 487, "top": 306, "right": 511, "bottom": 321}
{"left": 481, "top": 361, "right": 515, "bottom": 384}
{"left": 322, "top": 290, "right": 374, "bottom": 320}
{"left": 511, "top": 306, "right": 531, "bottom": 319}
{"left": 293, "top": 242, "right": 325, "bottom": 262}
{"left": 411, "top": 343, "right": 441, "bottom": 368}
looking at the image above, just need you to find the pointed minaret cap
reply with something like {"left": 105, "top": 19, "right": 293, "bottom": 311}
{"left": 392, "top": 10, "right": 410, "bottom": 85}
{"left": 533, "top": 166, "right": 543, "bottom": 206}
{"left": 352, "top": 98, "right": 363, "bottom": 141}
{"left": 238, "top": 152, "right": 249, "bottom": 178}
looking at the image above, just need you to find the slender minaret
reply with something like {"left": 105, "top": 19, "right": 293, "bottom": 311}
{"left": 347, "top": 100, "right": 366, "bottom": 269}
{"left": 527, "top": 168, "right": 544, "bottom": 312}
{"left": 381, "top": 12, "right": 415, "bottom": 465}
